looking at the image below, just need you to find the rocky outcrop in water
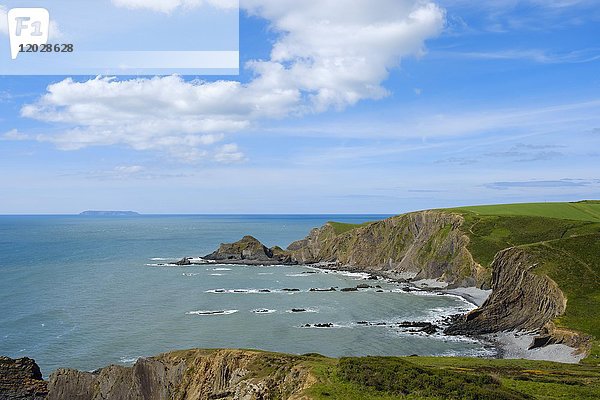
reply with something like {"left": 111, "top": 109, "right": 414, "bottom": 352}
{"left": 204, "top": 236, "right": 296, "bottom": 265}
{"left": 0, "top": 356, "right": 47, "bottom": 400}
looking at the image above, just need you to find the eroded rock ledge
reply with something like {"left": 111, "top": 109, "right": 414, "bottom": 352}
{"left": 1, "top": 350, "right": 314, "bottom": 400}
{"left": 445, "top": 247, "right": 590, "bottom": 355}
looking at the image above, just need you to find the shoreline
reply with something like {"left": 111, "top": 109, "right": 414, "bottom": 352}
{"left": 165, "top": 259, "right": 584, "bottom": 364}
{"left": 301, "top": 263, "right": 585, "bottom": 364}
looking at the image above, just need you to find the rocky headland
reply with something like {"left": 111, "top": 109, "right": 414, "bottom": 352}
{"left": 190, "top": 207, "right": 599, "bottom": 361}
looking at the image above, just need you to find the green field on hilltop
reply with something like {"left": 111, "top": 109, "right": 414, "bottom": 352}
{"left": 452, "top": 201, "right": 600, "bottom": 222}
{"left": 455, "top": 213, "right": 600, "bottom": 269}
{"left": 305, "top": 355, "right": 600, "bottom": 399}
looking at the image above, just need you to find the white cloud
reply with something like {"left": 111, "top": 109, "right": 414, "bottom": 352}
{"left": 114, "top": 165, "right": 145, "bottom": 174}
{"left": 111, "top": 0, "right": 238, "bottom": 13}
{"left": 214, "top": 143, "right": 246, "bottom": 163}
{"left": 21, "top": 1, "right": 445, "bottom": 161}
{"left": 2, "top": 129, "right": 30, "bottom": 141}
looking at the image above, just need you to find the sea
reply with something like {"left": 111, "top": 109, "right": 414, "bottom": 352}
{"left": 0, "top": 215, "right": 495, "bottom": 375}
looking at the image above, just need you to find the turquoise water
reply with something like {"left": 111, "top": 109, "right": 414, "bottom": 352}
{"left": 0, "top": 215, "right": 494, "bottom": 375}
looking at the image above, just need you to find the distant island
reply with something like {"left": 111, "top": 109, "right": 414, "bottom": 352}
{"left": 79, "top": 211, "right": 140, "bottom": 216}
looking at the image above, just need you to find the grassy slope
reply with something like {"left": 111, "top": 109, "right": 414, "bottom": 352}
{"left": 524, "top": 234, "right": 600, "bottom": 364}
{"left": 445, "top": 202, "right": 600, "bottom": 363}
{"left": 327, "top": 221, "right": 371, "bottom": 235}
{"left": 304, "top": 355, "right": 600, "bottom": 399}
{"left": 328, "top": 201, "right": 600, "bottom": 363}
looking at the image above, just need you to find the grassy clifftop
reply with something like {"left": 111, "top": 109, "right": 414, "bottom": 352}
{"left": 451, "top": 201, "right": 600, "bottom": 222}
{"left": 306, "top": 355, "right": 600, "bottom": 399}
{"left": 321, "top": 201, "right": 600, "bottom": 363}
{"left": 28, "top": 349, "right": 600, "bottom": 400}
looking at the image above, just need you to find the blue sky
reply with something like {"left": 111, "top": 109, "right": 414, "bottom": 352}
{"left": 0, "top": 0, "right": 599, "bottom": 214}
{"left": 0, "top": 0, "right": 238, "bottom": 74}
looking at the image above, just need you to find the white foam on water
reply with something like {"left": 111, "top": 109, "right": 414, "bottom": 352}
{"left": 332, "top": 270, "right": 371, "bottom": 280}
{"left": 145, "top": 263, "right": 177, "bottom": 267}
{"left": 252, "top": 309, "right": 277, "bottom": 314}
{"left": 210, "top": 273, "right": 224, "bottom": 276}
{"left": 213, "top": 267, "right": 232, "bottom": 271}
{"left": 186, "top": 310, "right": 239, "bottom": 316}
{"left": 182, "top": 273, "right": 200, "bottom": 277}
{"left": 206, "top": 288, "right": 282, "bottom": 294}
{"left": 258, "top": 272, "right": 274, "bottom": 275}
{"left": 286, "top": 273, "right": 309, "bottom": 277}
{"left": 119, "top": 356, "right": 140, "bottom": 364}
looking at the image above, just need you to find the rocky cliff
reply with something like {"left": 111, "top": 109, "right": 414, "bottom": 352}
{"left": 446, "top": 247, "right": 566, "bottom": 334}
{"left": 287, "top": 211, "right": 488, "bottom": 288}
{"left": 0, "top": 356, "right": 47, "bottom": 400}
{"left": 0, "top": 350, "right": 314, "bottom": 400}
{"left": 446, "top": 245, "right": 593, "bottom": 355}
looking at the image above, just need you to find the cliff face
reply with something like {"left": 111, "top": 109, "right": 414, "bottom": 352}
{"left": 288, "top": 211, "right": 488, "bottom": 288}
{"left": 0, "top": 356, "right": 47, "bottom": 400}
{"left": 446, "top": 247, "right": 566, "bottom": 335}
{"left": 47, "top": 349, "right": 313, "bottom": 400}
{"left": 446, "top": 246, "right": 592, "bottom": 354}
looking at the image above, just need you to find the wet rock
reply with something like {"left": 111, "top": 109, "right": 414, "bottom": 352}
{"left": 309, "top": 287, "right": 336, "bottom": 292}
{"left": 340, "top": 287, "right": 358, "bottom": 292}
{"left": 175, "top": 257, "right": 192, "bottom": 266}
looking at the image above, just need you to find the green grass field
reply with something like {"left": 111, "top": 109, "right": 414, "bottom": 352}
{"left": 452, "top": 201, "right": 600, "bottom": 222}
{"left": 304, "top": 355, "right": 600, "bottom": 399}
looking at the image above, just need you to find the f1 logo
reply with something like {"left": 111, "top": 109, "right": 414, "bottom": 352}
{"left": 7, "top": 8, "right": 50, "bottom": 60}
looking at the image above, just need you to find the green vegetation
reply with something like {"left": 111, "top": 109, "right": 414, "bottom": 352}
{"left": 328, "top": 221, "right": 372, "bottom": 235}
{"left": 456, "top": 213, "right": 600, "bottom": 268}
{"left": 444, "top": 202, "right": 600, "bottom": 362}
{"left": 304, "top": 356, "right": 600, "bottom": 399}
{"left": 525, "top": 234, "right": 600, "bottom": 364}
{"left": 325, "top": 201, "right": 600, "bottom": 364}
{"left": 452, "top": 201, "right": 600, "bottom": 222}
